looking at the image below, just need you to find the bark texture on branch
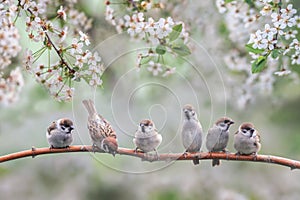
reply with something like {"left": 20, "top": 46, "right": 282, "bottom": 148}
{"left": 0, "top": 145, "right": 299, "bottom": 170}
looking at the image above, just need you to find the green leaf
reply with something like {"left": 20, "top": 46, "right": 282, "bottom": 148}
{"left": 156, "top": 45, "right": 166, "bottom": 55}
{"left": 271, "top": 49, "right": 280, "bottom": 59}
{"left": 171, "top": 42, "right": 191, "bottom": 56}
{"left": 225, "top": 0, "right": 234, "bottom": 2}
{"left": 252, "top": 56, "right": 267, "bottom": 73}
{"left": 244, "top": 0, "right": 255, "bottom": 7}
{"left": 245, "top": 43, "right": 265, "bottom": 54}
{"left": 168, "top": 24, "right": 183, "bottom": 42}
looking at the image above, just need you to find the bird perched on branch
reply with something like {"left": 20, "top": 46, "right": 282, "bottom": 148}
{"left": 181, "top": 104, "right": 203, "bottom": 165}
{"left": 82, "top": 99, "right": 118, "bottom": 156}
{"left": 206, "top": 117, "right": 234, "bottom": 167}
{"left": 133, "top": 119, "right": 162, "bottom": 155}
{"left": 47, "top": 118, "right": 74, "bottom": 148}
{"left": 234, "top": 122, "right": 261, "bottom": 155}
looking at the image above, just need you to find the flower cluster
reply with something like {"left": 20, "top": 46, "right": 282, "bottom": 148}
{"left": 0, "top": 68, "right": 24, "bottom": 106}
{"left": 19, "top": 0, "right": 103, "bottom": 101}
{"left": 216, "top": 0, "right": 300, "bottom": 108}
{"left": 105, "top": 1, "right": 190, "bottom": 76}
{"left": 0, "top": 1, "right": 23, "bottom": 106}
{"left": 135, "top": 50, "right": 176, "bottom": 77}
{"left": 247, "top": 3, "right": 299, "bottom": 71}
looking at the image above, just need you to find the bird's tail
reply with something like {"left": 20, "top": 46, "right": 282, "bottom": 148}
{"left": 212, "top": 159, "right": 220, "bottom": 167}
{"left": 193, "top": 155, "right": 200, "bottom": 165}
{"left": 193, "top": 159, "right": 200, "bottom": 165}
{"left": 82, "top": 99, "right": 97, "bottom": 116}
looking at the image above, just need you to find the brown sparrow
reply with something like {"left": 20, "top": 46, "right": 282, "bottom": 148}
{"left": 206, "top": 117, "right": 234, "bottom": 166}
{"left": 181, "top": 104, "right": 203, "bottom": 165}
{"left": 82, "top": 99, "right": 118, "bottom": 156}
{"left": 133, "top": 119, "right": 162, "bottom": 154}
{"left": 46, "top": 118, "right": 74, "bottom": 148}
{"left": 234, "top": 122, "right": 261, "bottom": 155}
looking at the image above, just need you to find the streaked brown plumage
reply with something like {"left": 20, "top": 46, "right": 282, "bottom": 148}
{"left": 82, "top": 99, "right": 118, "bottom": 156}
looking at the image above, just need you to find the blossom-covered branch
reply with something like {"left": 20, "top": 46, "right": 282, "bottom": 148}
{"left": 0, "top": 0, "right": 103, "bottom": 104}
{"left": 0, "top": 145, "right": 300, "bottom": 170}
{"left": 105, "top": 0, "right": 191, "bottom": 77}
{"left": 215, "top": 0, "right": 300, "bottom": 109}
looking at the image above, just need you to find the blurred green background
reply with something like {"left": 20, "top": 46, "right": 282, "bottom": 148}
{"left": 1, "top": 1, "right": 300, "bottom": 200}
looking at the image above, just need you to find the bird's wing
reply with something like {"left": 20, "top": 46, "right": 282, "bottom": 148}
{"left": 206, "top": 127, "right": 221, "bottom": 151}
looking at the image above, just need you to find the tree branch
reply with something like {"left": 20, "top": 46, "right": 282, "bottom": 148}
{"left": 0, "top": 145, "right": 299, "bottom": 170}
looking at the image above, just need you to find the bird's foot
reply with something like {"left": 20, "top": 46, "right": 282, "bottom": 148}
{"left": 235, "top": 152, "right": 241, "bottom": 160}
{"left": 92, "top": 144, "right": 99, "bottom": 153}
{"left": 142, "top": 152, "right": 159, "bottom": 162}
{"left": 222, "top": 148, "right": 229, "bottom": 153}
{"left": 134, "top": 147, "right": 144, "bottom": 154}
{"left": 252, "top": 152, "right": 258, "bottom": 160}
{"left": 183, "top": 151, "right": 188, "bottom": 158}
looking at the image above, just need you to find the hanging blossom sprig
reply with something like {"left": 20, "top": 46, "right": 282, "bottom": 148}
{"left": 216, "top": 0, "right": 299, "bottom": 75}
{"left": 0, "top": 1, "right": 23, "bottom": 106}
{"left": 246, "top": 1, "right": 299, "bottom": 74}
{"left": 0, "top": 68, "right": 24, "bottom": 106}
{"left": 215, "top": 0, "right": 299, "bottom": 109}
{"left": 7, "top": 0, "right": 102, "bottom": 102}
{"left": 105, "top": 0, "right": 190, "bottom": 77}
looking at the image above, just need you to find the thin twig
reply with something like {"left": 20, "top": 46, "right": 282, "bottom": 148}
{"left": 0, "top": 145, "right": 299, "bottom": 170}
{"left": 21, "top": 0, "right": 74, "bottom": 73}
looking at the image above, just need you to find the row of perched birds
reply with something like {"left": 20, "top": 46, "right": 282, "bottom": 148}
{"left": 46, "top": 100, "right": 261, "bottom": 167}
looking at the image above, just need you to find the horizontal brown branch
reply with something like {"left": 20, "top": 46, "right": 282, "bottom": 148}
{"left": 0, "top": 145, "right": 299, "bottom": 170}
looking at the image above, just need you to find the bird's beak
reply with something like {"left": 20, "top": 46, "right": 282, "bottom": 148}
{"left": 250, "top": 128, "right": 255, "bottom": 136}
{"left": 141, "top": 125, "right": 145, "bottom": 133}
{"left": 184, "top": 110, "right": 190, "bottom": 120}
{"left": 67, "top": 126, "right": 74, "bottom": 134}
{"left": 229, "top": 121, "right": 234, "bottom": 125}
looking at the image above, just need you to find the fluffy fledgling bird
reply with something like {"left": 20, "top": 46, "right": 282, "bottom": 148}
{"left": 206, "top": 117, "right": 234, "bottom": 166}
{"left": 133, "top": 119, "right": 162, "bottom": 154}
{"left": 82, "top": 99, "right": 118, "bottom": 156}
{"left": 47, "top": 118, "right": 74, "bottom": 148}
{"left": 181, "top": 104, "right": 203, "bottom": 165}
{"left": 234, "top": 122, "right": 261, "bottom": 155}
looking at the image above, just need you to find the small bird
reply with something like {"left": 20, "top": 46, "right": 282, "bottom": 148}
{"left": 133, "top": 119, "right": 162, "bottom": 155}
{"left": 181, "top": 104, "right": 203, "bottom": 165}
{"left": 234, "top": 122, "right": 261, "bottom": 155}
{"left": 46, "top": 118, "right": 74, "bottom": 148}
{"left": 206, "top": 117, "right": 234, "bottom": 167}
{"left": 82, "top": 99, "right": 118, "bottom": 156}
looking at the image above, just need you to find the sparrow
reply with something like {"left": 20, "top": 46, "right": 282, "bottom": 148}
{"left": 82, "top": 99, "right": 118, "bottom": 156}
{"left": 234, "top": 122, "right": 261, "bottom": 155}
{"left": 46, "top": 118, "right": 74, "bottom": 148}
{"left": 206, "top": 117, "right": 234, "bottom": 167}
{"left": 181, "top": 104, "right": 203, "bottom": 165}
{"left": 133, "top": 119, "right": 162, "bottom": 155}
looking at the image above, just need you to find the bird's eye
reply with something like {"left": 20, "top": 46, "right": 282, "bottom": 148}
{"left": 224, "top": 120, "right": 229, "bottom": 123}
